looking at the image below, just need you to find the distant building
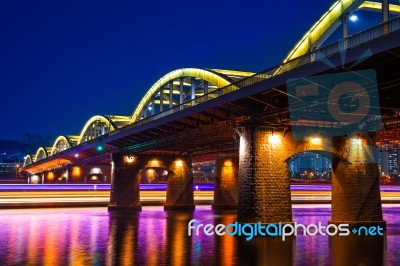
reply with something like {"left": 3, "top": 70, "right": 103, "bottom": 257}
{"left": 380, "top": 150, "right": 400, "bottom": 176}
{"left": 289, "top": 152, "right": 332, "bottom": 179}
{"left": 0, "top": 163, "right": 20, "bottom": 180}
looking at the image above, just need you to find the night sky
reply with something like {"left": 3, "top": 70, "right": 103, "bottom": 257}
{"left": 0, "top": 1, "right": 378, "bottom": 141}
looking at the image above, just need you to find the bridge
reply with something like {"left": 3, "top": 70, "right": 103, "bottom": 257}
{"left": 21, "top": 0, "right": 400, "bottom": 227}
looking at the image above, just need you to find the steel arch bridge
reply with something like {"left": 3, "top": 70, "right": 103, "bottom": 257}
{"left": 23, "top": 0, "right": 400, "bottom": 168}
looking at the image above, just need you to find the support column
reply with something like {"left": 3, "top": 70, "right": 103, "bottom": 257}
{"left": 204, "top": 81, "right": 208, "bottom": 101}
{"left": 237, "top": 126, "right": 292, "bottom": 224}
{"left": 165, "top": 157, "right": 195, "bottom": 210}
{"left": 383, "top": 0, "right": 389, "bottom": 34}
{"left": 191, "top": 77, "right": 196, "bottom": 106}
{"left": 382, "top": 0, "right": 389, "bottom": 23}
{"left": 108, "top": 153, "right": 142, "bottom": 211}
{"left": 169, "top": 81, "right": 174, "bottom": 108}
{"left": 179, "top": 78, "right": 184, "bottom": 111}
{"left": 212, "top": 156, "right": 238, "bottom": 210}
{"left": 160, "top": 88, "right": 164, "bottom": 112}
{"left": 65, "top": 167, "right": 69, "bottom": 183}
{"left": 330, "top": 135, "right": 385, "bottom": 228}
{"left": 342, "top": 14, "right": 348, "bottom": 39}
{"left": 151, "top": 96, "right": 155, "bottom": 116}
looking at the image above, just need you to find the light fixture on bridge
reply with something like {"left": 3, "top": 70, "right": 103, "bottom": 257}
{"left": 352, "top": 138, "right": 362, "bottom": 145}
{"left": 91, "top": 167, "right": 101, "bottom": 174}
{"left": 268, "top": 134, "right": 281, "bottom": 145}
{"left": 349, "top": 14, "right": 358, "bottom": 22}
{"left": 74, "top": 153, "right": 79, "bottom": 158}
{"left": 310, "top": 137, "right": 322, "bottom": 145}
{"left": 96, "top": 145, "right": 104, "bottom": 152}
{"left": 149, "top": 159, "right": 160, "bottom": 167}
{"left": 31, "top": 175, "right": 40, "bottom": 184}
{"left": 223, "top": 160, "right": 233, "bottom": 167}
{"left": 175, "top": 160, "right": 184, "bottom": 167}
{"left": 124, "top": 155, "right": 136, "bottom": 164}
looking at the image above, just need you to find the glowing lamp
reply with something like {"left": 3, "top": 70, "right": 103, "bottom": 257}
{"left": 310, "top": 137, "right": 321, "bottom": 145}
{"left": 224, "top": 160, "right": 233, "bottom": 167}
{"left": 349, "top": 14, "right": 358, "bottom": 22}
{"left": 352, "top": 138, "right": 362, "bottom": 145}
{"left": 96, "top": 145, "right": 104, "bottom": 152}
{"left": 124, "top": 155, "right": 136, "bottom": 164}
{"left": 268, "top": 134, "right": 281, "bottom": 145}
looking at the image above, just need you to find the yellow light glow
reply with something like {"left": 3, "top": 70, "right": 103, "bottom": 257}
{"left": 175, "top": 160, "right": 184, "bottom": 167}
{"left": 90, "top": 175, "right": 99, "bottom": 181}
{"left": 77, "top": 115, "right": 117, "bottom": 144}
{"left": 91, "top": 167, "right": 101, "bottom": 174}
{"left": 149, "top": 159, "right": 160, "bottom": 168}
{"left": 268, "top": 134, "right": 281, "bottom": 145}
{"left": 31, "top": 175, "right": 40, "bottom": 184}
{"left": 211, "top": 69, "right": 255, "bottom": 77}
{"left": 47, "top": 172, "right": 55, "bottom": 181}
{"left": 34, "top": 147, "right": 50, "bottom": 161}
{"left": 310, "top": 137, "right": 322, "bottom": 145}
{"left": 50, "top": 136, "right": 72, "bottom": 156}
{"left": 223, "top": 160, "right": 233, "bottom": 167}
{"left": 72, "top": 166, "right": 81, "bottom": 177}
{"left": 130, "top": 68, "right": 236, "bottom": 123}
{"left": 282, "top": 0, "right": 360, "bottom": 65}
{"left": 359, "top": 1, "right": 400, "bottom": 15}
{"left": 124, "top": 155, "right": 136, "bottom": 164}
{"left": 352, "top": 138, "right": 362, "bottom": 145}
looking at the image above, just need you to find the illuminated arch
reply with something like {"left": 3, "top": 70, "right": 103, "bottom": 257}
{"left": 50, "top": 135, "right": 79, "bottom": 155}
{"left": 77, "top": 115, "right": 130, "bottom": 144}
{"left": 130, "top": 68, "right": 241, "bottom": 123}
{"left": 34, "top": 147, "right": 51, "bottom": 162}
{"left": 283, "top": 0, "right": 400, "bottom": 64}
{"left": 23, "top": 155, "right": 34, "bottom": 167}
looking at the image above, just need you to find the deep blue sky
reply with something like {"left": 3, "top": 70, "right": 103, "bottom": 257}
{"left": 0, "top": 0, "right": 375, "bottom": 141}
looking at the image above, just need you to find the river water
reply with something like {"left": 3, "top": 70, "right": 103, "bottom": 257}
{"left": 0, "top": 205, "right": 399, "bottom": 265}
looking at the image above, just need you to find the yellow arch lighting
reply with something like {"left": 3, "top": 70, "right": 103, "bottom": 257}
{"left": 50, "top": 136, "right": 73, "bottom": 156}
{"left": 77, "top": 115, "right": 117, "bottom": 145}
{"left": 359, "top": 1, "right": 400, "bottom": 15}
{"left": 130, "top": 68, "right": 234, "bottom": 123}
{"left": 282, "top": 0, "right": 364, "bottom": 64}
{"left": 23, "top": 155, "right": 34, "bottom": 167}
{"left": 34, "top": 147, "right": 50, "bottom": 161}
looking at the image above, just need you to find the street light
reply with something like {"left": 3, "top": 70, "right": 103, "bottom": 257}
{"left": 349, "top": 14, "right": 358, "bottom": 22}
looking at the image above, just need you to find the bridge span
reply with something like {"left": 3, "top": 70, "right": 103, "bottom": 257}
{"left": 21, "top": 0, "right": 400, "bottom": 227}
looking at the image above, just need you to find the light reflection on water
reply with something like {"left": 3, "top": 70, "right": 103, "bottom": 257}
{"left": 0, "top": 205, "right": 399, "bottom": 265}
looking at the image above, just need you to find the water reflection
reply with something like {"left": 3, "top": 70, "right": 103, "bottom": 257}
{"left": 331, "top": 235, "right": 385, "bottom": 266}
{"left": 238, "top": 235, "right": 294, "bottom": 266}
{"left": 0, "top": 206, "right": 398, "bottom": 265}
